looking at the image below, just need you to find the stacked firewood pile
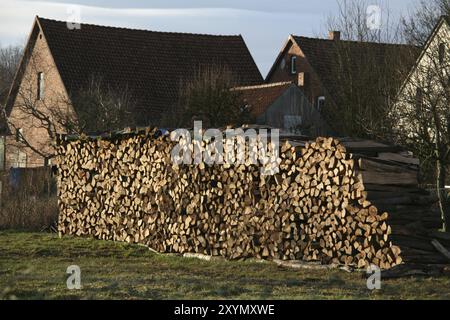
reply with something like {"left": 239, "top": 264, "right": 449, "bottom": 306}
{"left": 56, "top": 128, "right": 449, "bottom": 269}
{"left": 298, "top": 137, "right": 449, "bottom": 266}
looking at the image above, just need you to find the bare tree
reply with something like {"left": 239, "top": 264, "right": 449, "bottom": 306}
{"left": 323, "top": 0, "right": 417, "bottom": 139}
{"left": 392, "top": 20, "right": 450, "bottom": 231}
{"left": 0, "top": 44, "right": 22, "bottom": 105}
{"left": 174, "top": 65, "right": 250, "bottom": 128}
{"left": 68, "top": 75, "right": 135, "bottom": 134}
{"left": 401, "top": 0, "right": 450, "bottom": 46}
{"left": 326, "top": 0, "right": 399, "bottom": 43}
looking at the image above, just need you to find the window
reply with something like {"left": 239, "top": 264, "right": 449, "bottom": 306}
{"left": 291, "top": 56, "right": 297, "bottom": 74}
{"left": 17, "top": 151, "right": 27, "bottom": 168}
{"left": 240, "top": 103, "right": 251, "bottom": 113}
{"left": 45, "top": 157, "right": 52, "bottom": 167}
{"left": 37, "top": 72, "right": 45, "bottom": 100}
{"left": 16, "top": 128, "right": 24, "bottom": 143}
{"left": 317, "top": 96, "right": 326, "bottom": 111}
{"left": 438, "top": 43, "right": 446, "bottom": 64}
{"left": 298, "top": 72, "right": 308, "bottom": 87}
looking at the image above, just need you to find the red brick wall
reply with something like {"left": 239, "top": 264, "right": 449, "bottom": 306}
{"left": 266, "top": 40, "right": 327, "bottom": 107}
{"left": 5, "top": 26, "right": 71, "bottom": 169}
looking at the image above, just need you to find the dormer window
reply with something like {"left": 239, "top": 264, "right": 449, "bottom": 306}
{"left": 291, "top": 56, "right": 297, "bottom": 74}
{"left": 37, "top": 72, "right": 45, "bottom": 100}
{"left": 240, "top": 103, "right": 251, "bottom": 113}
{"left": 438, "top": 43, "right": 446, "bottom": 64}
{"left": 317, "top": 96, "right": 326, "bottom": 111}
{"left": 16, "top": 128, "right": 24, "bottom": 143}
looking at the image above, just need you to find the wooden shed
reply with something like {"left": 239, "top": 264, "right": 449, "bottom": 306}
{"left": 233, "top": 82, "right": 333, "bottom": 137}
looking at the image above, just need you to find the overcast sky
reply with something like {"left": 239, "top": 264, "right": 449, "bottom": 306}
{"left": 0, "top": 0, "right": 416, "bottom": 77}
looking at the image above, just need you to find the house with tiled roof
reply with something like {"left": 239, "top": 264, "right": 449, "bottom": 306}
{"left": 232, "top": 82, "right": 333, "bottom": 136}
{"left": 265, "top": 31, "right": 420, "bottom": 121}
{"left": 1, "top": 16, "right": 263, "bottom": 169}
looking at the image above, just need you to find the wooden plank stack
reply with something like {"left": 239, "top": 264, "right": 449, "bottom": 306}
{"left": 338, "top": 138, "right": 449, "bottom": 266}
{"left": 55, "top": 128, "right": 449, "bottom": 269}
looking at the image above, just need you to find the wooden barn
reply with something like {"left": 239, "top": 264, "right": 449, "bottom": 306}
{"left": 233, "top": 82, "right": 333, "bottom": 136}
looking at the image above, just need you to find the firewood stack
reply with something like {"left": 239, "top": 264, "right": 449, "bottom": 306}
{"left": 55, "top": 128, "right": 448, "bottom": 269}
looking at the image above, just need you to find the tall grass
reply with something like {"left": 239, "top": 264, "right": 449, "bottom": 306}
{"left": 0, "top": 196, "right": 58, "bottom": 231}
{"left": 0, "top": 167, "right": 58, "bottom": 232}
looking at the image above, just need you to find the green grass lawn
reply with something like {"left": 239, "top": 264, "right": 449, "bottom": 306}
{"left": 0, "top": 231, "right": 449, "bottom": 300}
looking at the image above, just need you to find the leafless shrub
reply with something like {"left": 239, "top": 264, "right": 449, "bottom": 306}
{"left": 172, "top": 64, "right": 250, "bottom": 128}
{"left": 401, "top": 0, "right": 450, "bottom": 46}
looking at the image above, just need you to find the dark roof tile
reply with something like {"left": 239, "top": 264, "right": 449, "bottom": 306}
{"left": 37, "top": 17, "right": 263, "bottom": 125}
{"left": 290, "top": 36, "right": 421, "bottom": 103}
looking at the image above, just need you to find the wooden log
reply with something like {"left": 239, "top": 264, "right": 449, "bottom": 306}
{"left": 431, "top": 239, "right": 450, "bottom": 261}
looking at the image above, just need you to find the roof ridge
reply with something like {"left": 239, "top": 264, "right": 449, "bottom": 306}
{"left": 292, "top": 34, "right": 419, "bottom": 48}
{"left": 444, "top": 15, "right": 450, "bottom": 24}
{"left": 232, "top": 81, "right": 293, "bottom": 91}
{"left": 37, "top": 16, "right": 242, "bottom": 38}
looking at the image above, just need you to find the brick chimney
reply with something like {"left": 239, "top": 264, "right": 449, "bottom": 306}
{"left": 328, "top": 31, "right": 341, "bottom": 41}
